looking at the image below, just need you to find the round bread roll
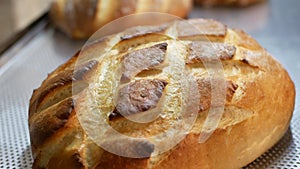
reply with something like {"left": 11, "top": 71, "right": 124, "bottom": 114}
{"left": 29, "top": 18, "right": 295, "bottom": 169}
{"left": 194, "top": 0, "right": 263, "bottom": 7}
{"left": 50, "top": 0, "right": 192, "bottom": 39}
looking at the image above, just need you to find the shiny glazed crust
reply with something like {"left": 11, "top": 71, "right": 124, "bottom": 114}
{"left": 50, "top": 0, "right": 192, "bottom": 39}
{"left": 29, "top": 19, "right": 295, "bottom": 169}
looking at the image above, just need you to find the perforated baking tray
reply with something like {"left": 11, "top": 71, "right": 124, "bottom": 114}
{"left": 1, "top": 1, "right": 300, "bottom": 168}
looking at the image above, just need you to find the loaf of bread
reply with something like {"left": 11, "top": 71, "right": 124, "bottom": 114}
{"left": 29, "top": 18, "right": 295, "bottom": 169}
{"left": 194, "top": 0, "right": 262, "bottom": 7}
{"left": 50, "top": 0, "right": 192, "bottom": 39}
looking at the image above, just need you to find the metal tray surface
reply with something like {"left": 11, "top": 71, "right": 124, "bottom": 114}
{"left": 0, "top": 27, "right": 84, "bottom": 168}
{"left": 1, "top": 0, "right": 300, "bottom": 168}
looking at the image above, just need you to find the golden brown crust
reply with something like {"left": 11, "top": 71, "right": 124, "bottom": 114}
{"left": 29, "top": 98, "right": 74, "bottom": 149}
{"left": 29, "top": 19, "right": 295, "bottom": 169}
{"left": 153, "top": 53, "right": 295, "bottom": 169}
{"left": 29, "top": 60, "right": 98, "bottom": 118}
{"left": 95, "top": 153, "right": 149, "bottom": 169}
{"left": 50, "top": 0, "right": 193, "bottom": 39}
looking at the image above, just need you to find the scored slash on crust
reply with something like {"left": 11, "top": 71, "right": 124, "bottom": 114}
{"left": 120, "top": 43, "right": 168, "bottom": 83}
{"left": 109, "top": 79, "right": 168, "bottom": 121}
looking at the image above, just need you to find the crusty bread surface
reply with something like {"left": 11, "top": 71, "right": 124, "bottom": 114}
{"left": 29, "top": 18, "right": 295, "bottom": 169}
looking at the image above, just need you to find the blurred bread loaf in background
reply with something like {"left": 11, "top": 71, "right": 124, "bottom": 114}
{"left": 50, "top": 0, "right": 192, "bottom": 39}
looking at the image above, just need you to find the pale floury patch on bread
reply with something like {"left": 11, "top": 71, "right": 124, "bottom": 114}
{"left": 29, "top": 19, "right": 295, "bottom": 169}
